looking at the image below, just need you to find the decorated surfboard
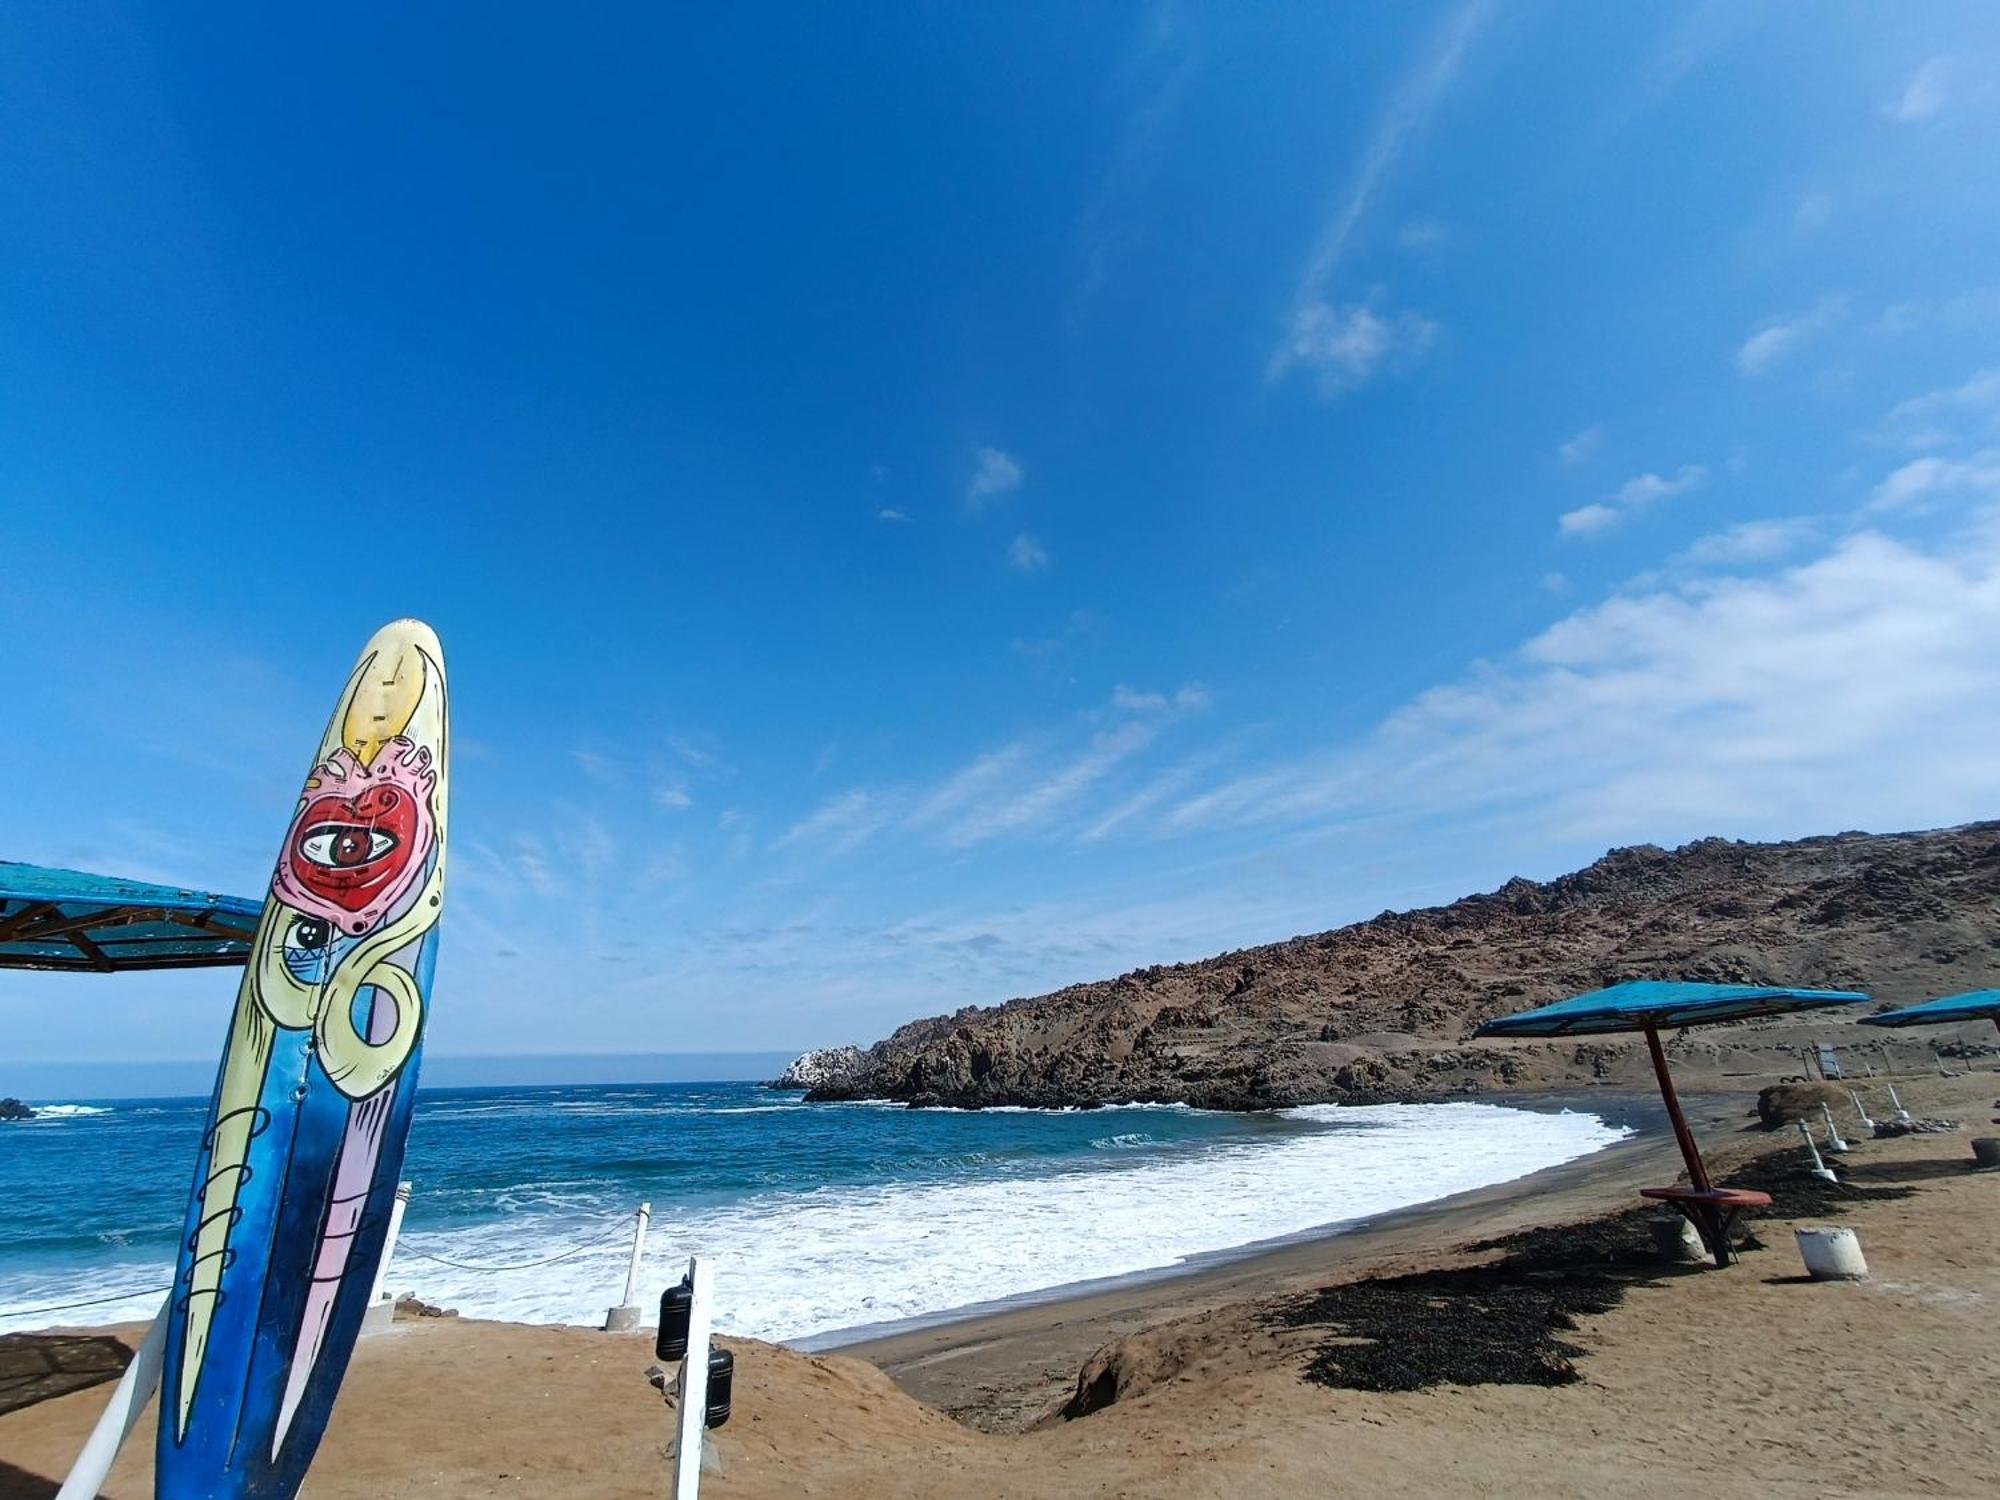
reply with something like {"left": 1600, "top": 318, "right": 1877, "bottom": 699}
{"left": 158, "top": 619, "right": 448, "bottom": 1498}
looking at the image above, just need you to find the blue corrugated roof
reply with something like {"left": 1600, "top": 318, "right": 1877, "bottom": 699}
{"left": 1858, "top": 990, "right": 2000, "bottom": 1028}
{"left": 0, "top": 860, "right": 262, "bottom": 972}
{"left": 1474, "top": 980, "right": 1870, "bottom": 1038}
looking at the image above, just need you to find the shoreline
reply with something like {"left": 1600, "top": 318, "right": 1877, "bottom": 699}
{"left": 833, "top": 1085, "right": 1728, "bottom": 1427}
{"left": 801, "top": 1086, "right": 1671, "bottom": 1354}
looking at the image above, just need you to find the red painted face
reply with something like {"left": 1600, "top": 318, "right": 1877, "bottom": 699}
{"left": 286, "top": 782, "right": 420, "bottom": 915}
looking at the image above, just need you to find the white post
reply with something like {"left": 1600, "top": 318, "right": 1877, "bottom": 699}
{"left": 671, "top": 1256, "right": 715, "bottom": 1500}
{"left": 1818, "top": 1102, "right": 1850, "bottom": 1153}
{"left": 623, "top": 1202, "right": 652, "bottom": 1307}
{"left": 1847, "top": 1089, "right": 1875, "bottom": 1132}
{"left": 361, "top": 1181, "right": 414, "bottom": 1336}
{"left": 57, "top": 1294, "right": 170, "bottom": 1500}
{"left": 1798, "top": 1120, "right": 1837, "bottom": 1183}
{"left": 370, "top": 1181, "right": 414, "bottom": 1307}
{"left": 604, "top": 1201, "right": 652, "bottom": 1332}
{"left": 1886, "top": 1081, "right": 1913, "bottom": 1123}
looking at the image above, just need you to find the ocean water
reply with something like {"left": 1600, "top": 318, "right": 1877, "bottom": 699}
{"left": 0, "top": 1082, "right": 1629, "bottom": 1342}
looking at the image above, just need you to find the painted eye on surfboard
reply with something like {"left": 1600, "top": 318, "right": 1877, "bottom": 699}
{"left": 284, "top": 915, "right": 331, "bottom": 952}
{"left": 298, "top": 826, "right": 399, "bottom": 868}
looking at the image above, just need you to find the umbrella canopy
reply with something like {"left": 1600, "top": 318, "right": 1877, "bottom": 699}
{"left": 0, "top": 861, "right": 261, "bottom": 972}
{"left": 1474, "top": 980, "right": 1870, "bottom": 1039}
{"left": 1858, "top": 990, "right": 2000, "bottom": 1028}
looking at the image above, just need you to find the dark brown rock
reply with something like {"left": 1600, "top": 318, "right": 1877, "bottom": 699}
{"left": 806, "top": 823, "right": 2000, "bottom": 1111}
{"left": 1755, "top": 1082, "right": 1852, "bottom": 1129}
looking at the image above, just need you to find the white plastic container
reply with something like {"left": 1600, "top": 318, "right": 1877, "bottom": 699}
{"left": 1794, "top": 1226, "right": 1868, "bottom": 1280}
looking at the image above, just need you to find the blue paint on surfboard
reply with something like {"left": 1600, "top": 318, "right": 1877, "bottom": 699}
{"left": 158, "top": 621, "right": 448, "bottom": 1498}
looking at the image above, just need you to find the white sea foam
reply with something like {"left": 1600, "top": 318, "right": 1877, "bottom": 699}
{"left": 21, "top": 1104, "right": 112, "bottom": 1119}
{"left": 387, "top": 1102, "right": 1629, "bottom": 1343}
{"left": 0, "top": 1272, "right": 171, "bottom": 1332}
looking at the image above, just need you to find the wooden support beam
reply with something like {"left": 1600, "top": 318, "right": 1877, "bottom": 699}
{"left": 0, "top": 901, "right": 62, "bottom": 943}
{"left": 65, "top": 927, "right": 118, "bottom": 973}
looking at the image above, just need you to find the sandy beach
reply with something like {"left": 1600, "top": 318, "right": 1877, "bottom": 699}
{"left": 5, "top": 1069, "right": 1995, "bottom": 1499}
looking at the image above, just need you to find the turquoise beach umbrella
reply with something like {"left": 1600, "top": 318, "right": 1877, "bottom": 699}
{"left": 1859, "top": 989, "right": 2000, "bottom": 1035}
{"left": 0, "top": 860, "right": 261, "bottom": 972}
{"left": 1476, "top": 981, "right": 1869, "bottom": 1265}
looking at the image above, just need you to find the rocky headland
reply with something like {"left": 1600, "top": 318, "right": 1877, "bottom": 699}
{"left": 765, "top": 1046, "right": 867, "bottom": 1092}
{"left": 786, "top": 823, "right": 2000, "bottom": 1110}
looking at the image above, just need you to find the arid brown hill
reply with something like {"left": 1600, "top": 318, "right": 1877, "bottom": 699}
{"left": 804, "top": 823, "right": 2000, "bottom": 1109}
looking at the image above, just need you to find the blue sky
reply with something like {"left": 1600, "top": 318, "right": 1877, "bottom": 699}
{"left": 6, "top": 2, "right": 2000, "bottom": 1071}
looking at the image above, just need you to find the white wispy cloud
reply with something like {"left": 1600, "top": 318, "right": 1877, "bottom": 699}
{"left": 1613, "top": 0, "right": 1762, "bottom": 129}
{"left": 654, "top": 782, "right": 694, "bottom": 811}
{"left": 1885, "top": 56, "right": 1953, "bottom": 123}
{"left": 1396, "top": 219, "right": 1449, "bottom": 254}
{"left": 556, "top": 814, "right": 617, "bottom": 880}
{"left": 966, "top": 447, "right": 1024, "bottom": 511}
{"left": 640, "top": 842, "right": 690, "bottom": 888}
{"left": 1274, "top": 299, "right": 1441, "bottom": 394}
{"left": 1267, "top": 0, "right": 1490, "bottom": 386}
{"left": 1614, "top": 467, "right": 1708, "bottom": 508}
{"left": 945, "top": 722, "right": 1158, "bottom": 847}
{"left": 1557, "top": 503, "right": 1620, "bottom": 539}
{"left": 877, "top": 507, "right": 914, "bottom": 524}
{"left": 770, "top": 699, "right": 1207, "bottom": 859}
{"left": 1162, "top": 515, "right": 2000, "bottom": 845}
{"left": 1559, "top": 425, "right": 1605, "bottom": 466}
{"left": 668, "top": 734, "right": 729, "bottom": 774}
{"left": 1082, "top": 762, "right": 1208, "bottom": 843}
{"left": 1792, "top": 189, "right": 1834, "bottom": 235}
{"left": 1111, "top": 682, "right": 1211, "bottom": 714}
{"left": 1870, "top": 453, "right": 2000, "bottom": 513}
{"left": 1559, "top": 464, "right": 1707, "bottom": 539}
{"left": 1880, "top": 368, "right": 2000, "bottom": 450}
{"left": 572, "top": 748, "right": 626, "bottom": 785}
{"left": 776, "top": 790, "right": 885, "bottom": 855}
{"left": 1874, "top": 290, "right": 2000, "bottom": 342}
{"left": 1677, "top": 517, "right": 1818, "bottom": 566}
{"left": 907, "top": 743, "right": 1037, "bottom": 831}
{"left": 1069, "top": 0, "right": 1200, "bottom": 329}
{"left": 1736, "top": 295, "right": 1847, "bottom": 377}
{"left": 504, "top": 836, "right": 556, "bottom": 895}
{"left": 1008, "top": 533, "right": 1050, "bottom": 574}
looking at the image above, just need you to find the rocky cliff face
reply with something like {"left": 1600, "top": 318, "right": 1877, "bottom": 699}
{"left": 807, "top": 823, "right": 2000, "bottom": 1110}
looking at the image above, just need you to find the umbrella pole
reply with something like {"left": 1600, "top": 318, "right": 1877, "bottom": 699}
{"left": 1643, "top": 1023, "right": 1712, "bottom": 1193}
